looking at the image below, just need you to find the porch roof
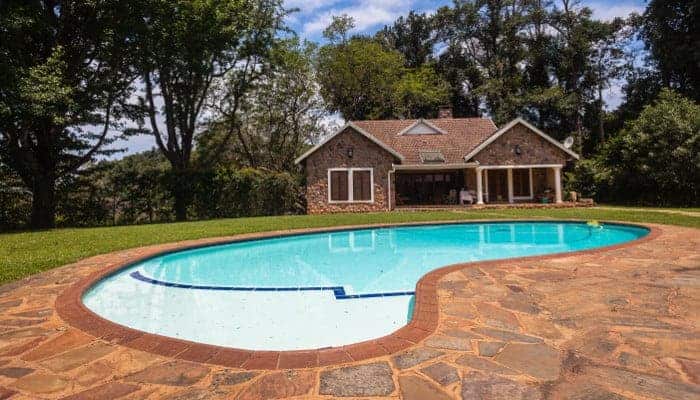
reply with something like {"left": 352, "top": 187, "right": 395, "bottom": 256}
{"left": 392, "top": 162, "right": 478, "bottom": 171}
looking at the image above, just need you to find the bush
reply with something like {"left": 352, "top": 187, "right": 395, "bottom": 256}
{"left": 566, "top": 89, "right": 700, "bottom": 206}
{"left": 192, "top": 167, "right": 303, "bottom": 219}
{"left": 600, "top": 89, "right": 700, "bottom": 206}
{"left": 0, "top": 164, "right": 31, "bottom": 230}
{"left": 564, "top": 159, "right": 604, "bottom": 200}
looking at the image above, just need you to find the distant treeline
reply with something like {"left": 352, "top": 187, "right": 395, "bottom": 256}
{"left": 0, "top": 152, "right": 303, "bottom": 230}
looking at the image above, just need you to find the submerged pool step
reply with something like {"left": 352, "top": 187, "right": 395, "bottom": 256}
{"left": 130, "top": 271, "right": 414, "bottom": 300}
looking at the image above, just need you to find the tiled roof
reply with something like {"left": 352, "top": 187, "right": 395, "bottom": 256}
{"left": 352, "top": 118, "right": 498, "bottom": 164}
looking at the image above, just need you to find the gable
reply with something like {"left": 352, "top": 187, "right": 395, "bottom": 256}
{"left": 295, "top": 123, "right": 404, "bottom": 164}
{"left": 302, "top": 126, "right": 401, "bottom": 167}
{"left": 399, "top": 119, "right": 446, "bottom": 135}
{"left": 469, "top": 122, "right": 573, "bottom": 165}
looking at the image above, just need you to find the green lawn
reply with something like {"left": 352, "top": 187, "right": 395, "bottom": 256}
{"left": 1, "top": 207, "right": 698, "bottom": 285}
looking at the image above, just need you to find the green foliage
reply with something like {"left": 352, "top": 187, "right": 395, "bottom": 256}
{"left": 569, "top": 90, "right": 700, "bottom": 206}
{"left": 192, "top": 167, "right": 303, "bottom": 219}
{"left": 564, "top": 158, "right": 606, "bottom": 200}
{"left": 392, "top": 66, "right": 450, "bottom": 119}
{"left": 135, "top": 0, "right": 288, "bottom": 220}
{"left": 323, "top": 14, "right": 356, "bottom": 44}
{"left": 317, "top": 37, "right": 404, "bottom": 120}
{"left": 317, "top": 36, "right": 449, "bottom": 120}
{"left": 428, "top": 0, "right": 628, "bottom": 145}
{"left": 0, "top": 0, "right": 142, "bottom": 228}
{"left": 641, "top": 0, "right": 698, "bottom": 101}
{"left": 376, "top": 11, "right": 436, "bottom": 68}
{"left": 104, "top": 152, "right": 172, "bottom": 225}
{"left": 0, "top": 163, "right": 31, "bottom": 230}
{"left": 198, "top": 38, "right": 331, "bottom": 170}
{"left": 600, "top": 90, "right": 700, "bottom": 205}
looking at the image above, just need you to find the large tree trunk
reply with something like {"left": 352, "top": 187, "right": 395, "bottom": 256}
{"left": 173, "top": 191, "right": 188, "bottom": 221}
{"left": 170, "top": 167, "right": 191, "bottom": 222}
{"left": 30, "top": 173, "right": 56, "bottom": 229}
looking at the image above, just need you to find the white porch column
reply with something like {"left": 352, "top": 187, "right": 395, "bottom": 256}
{"left": 475, "top": 168, "right": 484, "bottom": 204}
{"left": 553, "top": 166, "right": 563, "bottom": 203}
{"left": 507, "top": 168, "right": 514, "bottom": 203}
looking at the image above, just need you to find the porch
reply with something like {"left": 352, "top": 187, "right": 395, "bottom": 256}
{"left": 391, "top": 164, "right": 567, "bottom": 208}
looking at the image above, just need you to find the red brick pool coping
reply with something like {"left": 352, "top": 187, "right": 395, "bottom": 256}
{"left": 55, "top": 220, "right": 662, "bottom": 371}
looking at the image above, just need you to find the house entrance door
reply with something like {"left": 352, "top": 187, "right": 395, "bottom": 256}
{"left": 487, "top": 169, "right": 508, "bottom": 202}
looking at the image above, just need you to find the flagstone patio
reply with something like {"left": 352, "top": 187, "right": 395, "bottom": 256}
{"left": 0, "top": 222, "right": 698, "bottom": 399}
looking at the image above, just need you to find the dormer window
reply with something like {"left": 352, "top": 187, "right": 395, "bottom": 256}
{"left": 420, "top": 151, "right": 445, "bottom": 164}
{"left": 398, "top": 119, "right": 446, "bottom": 135}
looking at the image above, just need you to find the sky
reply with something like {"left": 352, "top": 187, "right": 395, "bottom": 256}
{"left": 113, "top": 0, "right": 647, "bottom": 157}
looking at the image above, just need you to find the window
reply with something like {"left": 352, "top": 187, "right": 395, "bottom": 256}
{"left": 328, "top": 168, "right": 374, "bottom": 203}
{"left": 352, "top": 170, "right": 371, "bottom": 201}
{"left": 512, "top": 168, "right": 532, "bottom": 197}
{"left": 419, "top": 151, "right": 445, "bottom": 164}
{"left": 329, "top": 170, "right": 349, "bottom": 201}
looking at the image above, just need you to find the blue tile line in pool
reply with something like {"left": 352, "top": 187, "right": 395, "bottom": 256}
{"left": 129, "top": 271, "right": 415, "bottom": 300}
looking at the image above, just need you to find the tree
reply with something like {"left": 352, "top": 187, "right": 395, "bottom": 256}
{"left": 435, "top": 0, "right": 529, "bottom": 124}
{"left": 323, "top": 14, "right": 356, "bottom": 44}
{"left": 317, "top": 37, "right": 405, "bottom": 120}
{"left": 199, "top": 39, "right": 332, "bottom": 170}
{"left": 134, "top": 0, "right": 286, "bottom": 220}
{"left": 0, "top": 161, "right": 31, "bottom": 230}
{"left": 392, "top": 66, "right": 450, "bottom": 118}
{"left": 641, "top": 0, "right": 699, "bottom": 102}
{"left": 317, "top": 31, "right": 449, "bottom": 120}
{"left": 0, "top": 0, "right": 140, "bottom": 228}
{"left": 376, "top": 11, "right": 436, "bottom": 68}
{"left": 600, "top": 89, "right": 700, "bottom": 205}
{"left": 587, "top": 20, "right": 626, "bottom": 142}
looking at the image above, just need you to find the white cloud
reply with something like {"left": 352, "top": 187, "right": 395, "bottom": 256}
{"left": 604, "top": 80, "right": 626, "bottom": 111}
{"left": 587, "top": 2, "right": 644, "bottom": 21}
{"left": 302, "top": 0, "right": 413, "bottom": 37}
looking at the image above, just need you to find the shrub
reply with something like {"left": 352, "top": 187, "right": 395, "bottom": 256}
{"left": 600, "top": 89, "right": 700, "bottom": 206}
{"left": 0, "top": 163, "right": 31, "bottom": 230}
{"left": 191, "top": 167, "right": 303, "bottom": 219}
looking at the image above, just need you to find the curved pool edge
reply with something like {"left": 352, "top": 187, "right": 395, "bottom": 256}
{"left": 55, "top": 219, "right": 661, "bottom": 370}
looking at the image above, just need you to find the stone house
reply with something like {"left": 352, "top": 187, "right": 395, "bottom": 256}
{"left": 295, "top": 108, "right": 579, "bottom": 214}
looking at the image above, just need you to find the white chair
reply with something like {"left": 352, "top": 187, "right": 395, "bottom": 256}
{"left": 460, "top": 189, "right": 474, "bottom": 205}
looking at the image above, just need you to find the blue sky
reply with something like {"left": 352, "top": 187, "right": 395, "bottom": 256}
{"left": 114, "top": 0, "right": 647, "bottom": 157}
{"left": 285, "top": 0, "right": 647, "bottom": 42}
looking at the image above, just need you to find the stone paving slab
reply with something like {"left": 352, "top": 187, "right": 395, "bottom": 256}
{"left": 0, "top": 221, "right": 698, "bottom": 399}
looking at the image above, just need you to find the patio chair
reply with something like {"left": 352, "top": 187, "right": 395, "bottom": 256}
{"left": 460, "top": 189, "right": 475, "bottom": 205}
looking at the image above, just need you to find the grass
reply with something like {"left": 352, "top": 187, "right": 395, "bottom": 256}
{"left": 1, "top": 206, "right": 698, "bottom": 285}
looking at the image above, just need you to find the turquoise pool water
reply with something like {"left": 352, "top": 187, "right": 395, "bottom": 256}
{"left": 83, "top": 222, "right": 647, "bottom": 350}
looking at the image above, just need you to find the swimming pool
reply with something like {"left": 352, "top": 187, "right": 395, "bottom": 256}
{"left": 83, "top": 221, "right": 648, "bottom": 350}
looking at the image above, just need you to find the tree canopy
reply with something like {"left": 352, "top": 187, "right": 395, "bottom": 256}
{"left": 0, "top": 0, "right": 141, "bottom": 228}
{"left": 599, "top": 89, "right": 700, "bottom": 205}
{"left": 316, "top": 36, "right": 449, "bottom": 120}
{"left": 641, "top": 0, "right": 699, "bottom": 102}
{"left": 197, "top": 38, "right": 331, "bottom": 171}
{"left": 133, "top": 0, "right": 287, "bottom": 220}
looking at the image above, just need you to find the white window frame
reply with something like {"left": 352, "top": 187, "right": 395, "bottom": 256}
{"left": 327, "top": 168, "right": 374, "bottom": 204}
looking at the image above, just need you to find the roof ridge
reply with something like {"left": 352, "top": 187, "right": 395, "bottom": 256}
{"left": 351, "top": 117, "right": 492, "bottom": 123}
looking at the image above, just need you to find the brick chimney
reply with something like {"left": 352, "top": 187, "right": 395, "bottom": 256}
{"left": 438, "top": 106, "right": 453, "bottom": 119}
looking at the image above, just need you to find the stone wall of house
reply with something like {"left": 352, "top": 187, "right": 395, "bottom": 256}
{"left": 303, "top": 127, "right": 396, "bottom": 214}
{"left": 473, "top": 124, "right": 569, "bottom": 165}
